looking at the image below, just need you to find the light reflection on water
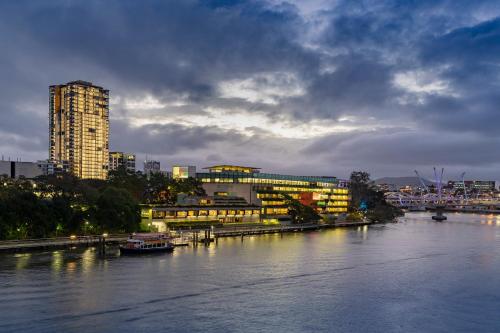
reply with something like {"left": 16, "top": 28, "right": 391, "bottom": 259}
{"left": 1, "top": 212, "right": 500, "bottom": 332}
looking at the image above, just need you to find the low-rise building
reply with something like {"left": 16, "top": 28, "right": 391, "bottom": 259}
{"left": 0, "top": 160, "right": 43, "bottom": 179}
{"left": 448, "top": 180, "right": 496, "bottom": 192}
{"left": 142, "top": 203, "right": 261, "bottom": 231}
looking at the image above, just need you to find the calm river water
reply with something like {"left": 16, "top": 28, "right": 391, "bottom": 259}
{"left": 2, "top": 212, "right": 500, "bottom": 332}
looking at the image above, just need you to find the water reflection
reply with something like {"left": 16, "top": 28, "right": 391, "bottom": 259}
{"left": 51, "top": 250, "right": 63, "bottom": 273}
{"left": 2, "top": 213, "right": 500, "bottom": 333}
{"left": 81, "top": 248, "right": 95, "bottom": 275}
{"left": 14, "top": 253, "right": 31, "bottom": 270}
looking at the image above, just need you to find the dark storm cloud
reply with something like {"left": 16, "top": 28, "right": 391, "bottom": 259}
{"left": 408, "top": 17, "right": 500, "bottom": 135}
{"left": 296, "top": 55, "right": 394, "bottom": 119}
{"left": 110, "top": 120, "right": 247, "bottom": 155}
{"left": 1, "top": 0, "right": 500, "bottom": 177}
{"left": 0, "top": 0, "right": 316, "bottom": 98}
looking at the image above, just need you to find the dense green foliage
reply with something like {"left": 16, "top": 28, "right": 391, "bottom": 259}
{"left": 348, "top": 171, "right": 404, "bottom": 222}
{"left": 0, "top": 168, "right": 206, "bottom": 240}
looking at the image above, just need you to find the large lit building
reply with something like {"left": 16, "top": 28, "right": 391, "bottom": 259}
{"left": 109, "top": 152, "right": 136, "bottom": 173}
{"left": 197, "top": 165, "right": 349, "bottom": 222}
{"left": 49, "top": 80, "right": 109, "bottom": 179}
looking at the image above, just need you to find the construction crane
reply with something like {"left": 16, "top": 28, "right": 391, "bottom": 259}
{"left": 414, "top": 170, "right": 430, "bottom": 193}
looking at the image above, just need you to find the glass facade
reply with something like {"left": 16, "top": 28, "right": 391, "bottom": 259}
{"left": 49, "top": 81, "right": 109, "bottom": 180}
{"left": 198, "top": 165, "right": 349, "bottom": 218}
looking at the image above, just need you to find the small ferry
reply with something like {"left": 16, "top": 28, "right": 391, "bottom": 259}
{"left": 120, "top": 233, "right": 174, "bottom": 254}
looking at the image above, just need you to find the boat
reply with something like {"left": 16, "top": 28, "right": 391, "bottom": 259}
{"left": 120, "top": 233, "right": 174, "bottom": 254}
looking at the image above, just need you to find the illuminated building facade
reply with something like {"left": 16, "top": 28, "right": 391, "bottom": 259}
{"left": 109, "top": 152, "right": 136, "bottom": 173}
{"left": 49, "top": 81, "right": 109, "bottom": 179}
{"left": 198, "top": 165, "right": 349, "bottom": 222}
{"left": 142, "top": 204, "right": 261, "bottom": 231}
{"left": 172, "top": 165, "right": 196, "bottom": 179}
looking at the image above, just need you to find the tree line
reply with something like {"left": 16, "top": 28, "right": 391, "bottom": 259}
{"left": 348, "top": 171, "right": 404, "bottom": 222}
{"left": 0, "top": 167, "right": 205, "bottom": 240}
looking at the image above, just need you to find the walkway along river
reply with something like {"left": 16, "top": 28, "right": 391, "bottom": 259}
{"left": 1, "top": 212, "right": 500, "bottom": 332}
{"left": 0, "top": 221, "right": 369, "bottom": 252}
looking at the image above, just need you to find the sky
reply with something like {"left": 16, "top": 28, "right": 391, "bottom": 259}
{"left": 1, "top": 0, "right": 500, "bottom": 181}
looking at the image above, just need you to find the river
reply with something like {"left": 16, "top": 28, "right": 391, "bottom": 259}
{"left": 1, "top": 212, "right": 500, "bottom": 332}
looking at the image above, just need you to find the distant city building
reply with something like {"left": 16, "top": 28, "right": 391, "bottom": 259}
{"left": 49, "top": 80, "right": 109, "bottom": 180}
{"left": 172, "top": 165, "right": 196, "bottom": 179}
{"left": 0, "top": 160, "right": 43, "bottom": 179}
{"left": 36, "top": 159, "right": 69, "bottom": 175}
{"left": 109, "top": 152, "right": 136, "bottom": 173}
{"left": 448, "top": 180, "right": 496, "bottom": 192}
{"left": 144, "top": 159, "right": 161, "bottom": 176}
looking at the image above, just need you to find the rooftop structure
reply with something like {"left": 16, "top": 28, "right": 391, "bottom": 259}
{"left": 203, "top": 165, "right": 261, "bottom": 174}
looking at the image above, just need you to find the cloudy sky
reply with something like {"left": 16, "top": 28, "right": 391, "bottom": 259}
{"left": 1, "top": 0, "right": 500, "bottom": 181}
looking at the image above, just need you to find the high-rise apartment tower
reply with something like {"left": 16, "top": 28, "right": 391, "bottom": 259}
{"left": 49, "top": 80, "right": 109, "bottom": 179}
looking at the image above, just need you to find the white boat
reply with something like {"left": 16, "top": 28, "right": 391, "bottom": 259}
{"left": 120, "top": 233, "right": 174, "bottom": 254}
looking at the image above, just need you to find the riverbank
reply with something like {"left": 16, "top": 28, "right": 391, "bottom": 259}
{"left": 0, "top": 220, "right": 371, "bottom": 252}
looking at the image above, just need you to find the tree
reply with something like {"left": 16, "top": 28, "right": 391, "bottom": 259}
{"left": 283, "top": 194, "right": 320, "bottom": 224}
{"left": 108, "top": 167, "right": 147, "bottom": 201}
{"left": 348, "top": 171, "right": 403, "bottom": 222}
{"left": 93, "top": 187, "right": 140, "bottom": 233}
{"left": 0, "top": 189, "right": 56, "bottom": 239}
{"left": 348, "top": 171, "right": 372, "bottom": 211}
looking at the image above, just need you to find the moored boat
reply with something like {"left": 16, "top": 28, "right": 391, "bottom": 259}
{"left": 120, "top": 233, "right": 174, "bottom": 254}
